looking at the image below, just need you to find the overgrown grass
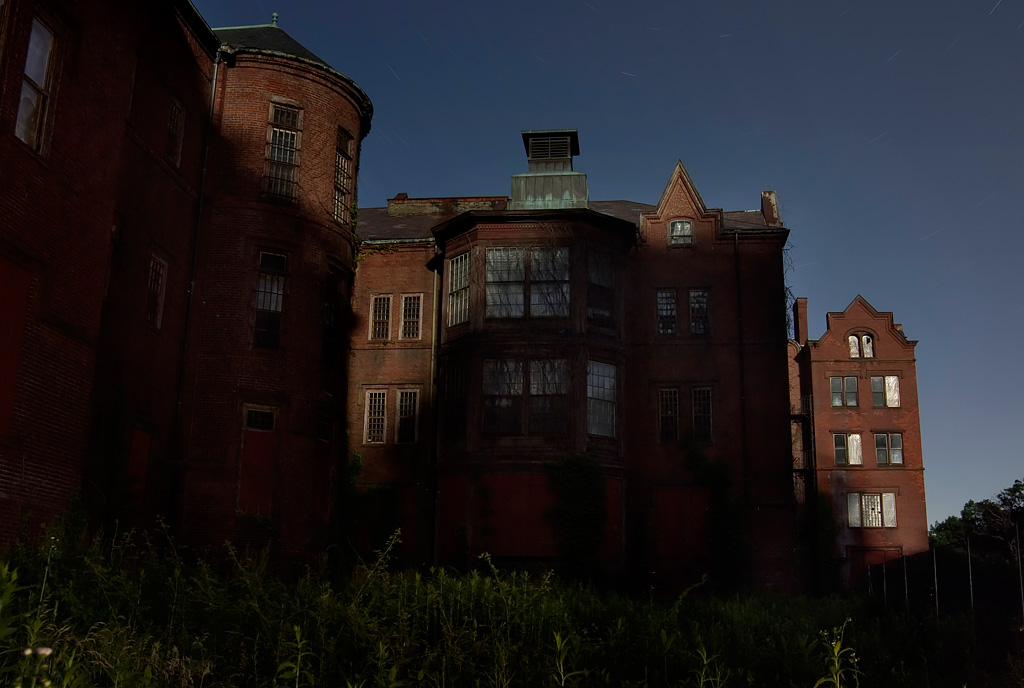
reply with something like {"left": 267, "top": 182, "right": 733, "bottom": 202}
{"left": 0, "top": 523, "right": 1018, "bottom": 687}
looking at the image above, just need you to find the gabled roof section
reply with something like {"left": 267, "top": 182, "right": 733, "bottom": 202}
{"left": 648, "top": 160, "right": 717, "bottom": 222}
{"left": 820, "top": 295, "right": 916, "bottom": 347}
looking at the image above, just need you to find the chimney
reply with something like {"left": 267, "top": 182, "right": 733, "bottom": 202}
{"left": 761, "top": 190, "right": 781, "bottom": 226}
{"left": 509, "top": 129, "right": 588, "bottom": 210}
{"left": 793, "top": 298, "right": 808, "bottom": 345}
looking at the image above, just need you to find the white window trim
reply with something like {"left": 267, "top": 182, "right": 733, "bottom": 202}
{"left": 448, "top": 252, "right": 470, "bottom": 327}
{"left": 363, "top": 389, "right": 387, "bottom": 444}
{"left": 368, "top": 294, "right": 392, "bottom": 341}
{"left": 398, "top": 293, "right": 423, "bottom": 340}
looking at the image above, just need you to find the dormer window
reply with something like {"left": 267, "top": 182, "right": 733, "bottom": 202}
{"left": 848, "top": 333, "right": 874, "bottom": 358}
{"left": 669, "top": 220, "right": 693, "bottom": 246}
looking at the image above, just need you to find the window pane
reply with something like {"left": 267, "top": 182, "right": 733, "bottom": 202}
{"left": 397, "top": 390, "right": 417, "bottom": 443}
{"left": 15, "top": 81, "right": 42, "bottom": 147}
{"left": 531, "top": 282, "right": 569, "bottom": 317}
{"left": 885, "top": 376, "right": 900, "bottom": 407}
{"left": 890, "top": 434, "right": 903, "bottom": 464}
{"left": 830, "top": 377, "right": 843, "bottom": 407}
{"left": 848, "top": 433, "right": 862, "bottom": 465}
{"left": 365, "top": 391, "right": 386, "bottom": 443}
{"left": 861, "top": 335, "right": 874, "bottom": 357}
{"left": 24, "top": 20, "right": 53, "bottom": 86}
{"left": 448, "top": 253, "right": 470, "bottom": 326}
{"left": 882, "top": 492, "right": 897, "bottom": 526}
{"left": 659, "top": 389, "right": 679, "bottom": 443}
{"left": 587, "top": 361, "right": 616, "bottom": 437}
{"left": 847, "top": 493, "right": 862, "bottom": 527}
{"left": 657, "top": 290, "right": 676, "bottom": 335}
{"left": 834, "top": 433, "right": 847, "bottom": 464}
{"left": 486, "top": 283, "right": 524, "bottom": 317}
{"left": 848, "top": 335, "right": 860, "bottom": 358}
{"left": 485, "top": 248, "right": 524, "bottom": 281}
{"left": 402, "top": 295, "right": 421, "bottom": 338}
{"left": 862, "top": 494, "right": 882, "bottom": 527}
{"left": 371, "top": 296, "right": 390, "bottom": 339}
{"left": 669, "top": 220, "right": 693, "bottom": 245}
{"left": 530, "top": 359, "right": 568, "bottom": 436}
{"left": 689, "top": 290, "right": 709, "bottom": 335}
{"left": 692, "top": 387, "right": 712, "bottom": 442}
{"left": 871, "top": 377, "right": 884, "bottom": 407}
{"left": 875, "top": 433, "right": 888, "bottom": 464}
{"left": 532, "top": 247, "right": 569, "bottom": 281}
{"left": 486, "top": 248, "right": 524, "bottom": 317}
{"left": 844, "top": 377, "right": 857, "bottom": 406}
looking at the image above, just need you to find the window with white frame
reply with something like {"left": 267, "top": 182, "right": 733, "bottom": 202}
{"left": 848, "top": 333, "right": 874, "bottom": 358}
{"left": 165, "top": 98, "right": 185, "bottom": 167}
{"left": 692, "top": 387, "right": 712, "bottom": 442}
{"left": 656, "top": 290, "right": 677, "bottom": 335}
{"left": 874, "top": 433, "right": 903, "bottom": 465}
{"left": 333, "top": 127, "right": 354, "bottom": 223}
{"left": 689, "top": 289, "right": 709, "bottom": 335}
{"left": 266, "top": 103, "right": 300, "bottom": 198}
{"left": 15, "top": 18, "right": 55, "bottom": 151}
{"left": 870, "top": 376, "right": 900, "bottom": 407}
{"left": 848, "top": 492, "right": 897, "bottom": 528}
{"left": 587, "top": 360, "right": 616, "bottom": 437}
{"left": 668, "top": 220, "right": 693, "bottom": 246}
{"left": 400, "top": 294, "right": 422, "bottom": 339}
{"left": 833, "top": 432, "right": 862, "bottom": 465}
{"left": 830, "top": 376, "right": 858, "bottom": 407}
{"left": 145, "top": 255, "right": 167, "bottom": 329}
{"left": 254, "top": 252, "right": 287, "bottom": 349}
{"left": 659, "top": 388, "right": 679, "bottom": 443}
{"left": 370, "top": 295, "right": 391, "bottom": 340}
{"left": 364, "top": 390, "right": 386, "bottom": 443}
{"left": 448, "top": 252, "right": 470, "bottom": 326}
{"left": 396, "top": 390, "right": 418, "bottom": 443}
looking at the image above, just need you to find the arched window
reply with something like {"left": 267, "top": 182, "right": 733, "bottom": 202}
{"left": 848, "top": 333, "right": 875, "bottom": 358}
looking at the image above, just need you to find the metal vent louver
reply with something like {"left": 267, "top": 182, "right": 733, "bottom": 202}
{"left": 529, "top": 136, "right": 571, "bottom": 159}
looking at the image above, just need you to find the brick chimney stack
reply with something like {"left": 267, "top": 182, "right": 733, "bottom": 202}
{"left": 793, "top": 297, "right": 808, "bottom": 345}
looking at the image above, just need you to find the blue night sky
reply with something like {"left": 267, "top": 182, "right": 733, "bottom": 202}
{"left": 193, "top": 0, "right": 1024, "bottom": 526}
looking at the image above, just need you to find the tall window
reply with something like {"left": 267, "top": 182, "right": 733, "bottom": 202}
{"left": 587, "top": 252, "right": 614, "bottom": 326}
{"left": 689, "top": 289, "right": 709, "bottom": 335}
{"left": 400, "top": 294, "right": 422, "bottom": 339}
{"left": 833, "top": 432, "right": 862, "bottom": 465}
{"left": 830, "top": 376, "right": 858, "bottom": 407}
{"left": 659, "top": 389, "right": 679, "bottom": 443}
{"left": 871, "top": 376, "right": 900, "bottom": 407}
{"left": 448, "top": 252, "right": 470, "bottom": 326}
{"left": 396, "top": 390, "right": 418, "bottom": 443}
{"left": 848, "top": 492, "right": 896, "bottom": 528}
{"left": 483, "top": 359, "right": 524, "bottom": 435}
{"left": 364, "top": 390, "right": 386, "bottom": 443}
{"left": 874, "top": 433, "right": 903, "bottom": 465}
{"left": 441, "top": 358, "right": 467, "bottom": 440}
{"left": 668, "top": 220, "right": 693, "bottom": 246}
{"left": 529, "top": 359, "right": 569, "bottom": 435}
{"left": 15, "top": 18, "right": 55, "bottom": 150}
{"left": 333, "top": 127, "right": 354, "bottom": 223}
{"left": 656, "top": 290, "right": 677, "bottom": 335}
{"left": 530, "top": 247, "right": 570, "bottom": 317}
{"left": 587, "top": 361, "right": 616, "bottom": 437}
{"left": 266, "top": 103, "right": 300, "bottom": 198}
{"left": 692, "top": 387, "right": 712, "bottom": 441}
{"left": 254, "top": 252, "right": 286, "bottom": 349}
{"left": 370, "top": 295, "right": 391, "bottom": 340}
{"left": 145, "top": 255, "right": 167, "bottom": 329}
{"left": 165, "top": 98, "right": 185, "bottom": 167}
{"left": 485, "top": 248, "right": 525, "bottom": 317}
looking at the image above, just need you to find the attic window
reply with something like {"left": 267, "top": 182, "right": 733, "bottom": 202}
{"left": 848, "top": 333, "right": 874, "bottom": 358}
{"left": 528, "top": 136, "right": 571, "bottom": 159}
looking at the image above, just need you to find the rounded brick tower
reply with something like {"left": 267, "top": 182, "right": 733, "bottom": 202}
{"left": 177, "top": 19, "right": 372, "bottom": 554}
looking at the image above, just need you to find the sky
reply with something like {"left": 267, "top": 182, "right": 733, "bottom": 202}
{"left": 192, "top": 0, "right": 1024, "bottom": 525}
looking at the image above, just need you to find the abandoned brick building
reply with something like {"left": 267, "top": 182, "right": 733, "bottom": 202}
{"left": 0, "top": 0, "right": 926, "bottom": 586}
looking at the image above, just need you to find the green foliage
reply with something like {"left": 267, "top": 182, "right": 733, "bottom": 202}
{"left": 930, "top": 478, "right": 1024, "bottom": 562}
{"left": 544, "top": 455, "right": 607, "bottom": 581}
{"left": 0, "top": 520, "right": 1017, "bottom": 687}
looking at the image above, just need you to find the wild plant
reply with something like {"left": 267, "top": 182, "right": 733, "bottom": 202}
{"left": 550, "top": 631, "right": 588, "bottom": 687}
{"left": 813, "top": 619, "right": 860, "bottom": 688}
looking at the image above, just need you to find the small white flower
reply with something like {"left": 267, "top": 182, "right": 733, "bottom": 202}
{"left": 23, "top": 648, "right": 32, "bottom": 656}
{"left": 37, "top": 647, "right": 53, "bottom": 657}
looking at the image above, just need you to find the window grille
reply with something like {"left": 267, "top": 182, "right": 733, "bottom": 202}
{"left": 333, "top": 127, "right": 353, "bottom": 223}
{"left": 659, "top": 389, "right": 679, "bottom": 443}
{"left": 266, "top": 104, "right": 300, "bottom": 197}
{"left": 483, "top": 359, "right": 524, "bottom": 435}
{"left": 875, "top": 433, "right": 903, "bottom": 465}
{"left": 692, "top": 387, "right": 712, "bottom": 441}
{"left": 254, "top": 255, "right": 286, "bottom": 349}
{"left": 401, "top": 294, "right": 421, "bottom": 339}
{"left": 668, "top": 220, "right": 693, "bottom": 246}
{"left": 370, "top": 295, "right": 391, "bottom": 340}
{"left": 848, "top": 492, "right": 897, "bottom": 528}
{"left": 689, "top": 289, "right": 709, "bottom": 335}
{"left": 448, "top": 253, "right": 470, "bottom": 326}
{"left": 528, "top": 136, "right": 570, "bottom": 159}
{"left": 830, "top": 376, "right": 858, "bottom": 407}
{"left": 587, "top": 361, "right": 616, "bottom": 437}
{"left": 529, "top": 359, "right": 568, "bottom": 435}
{"left": 16, "top": 19, "right": 54, "bottom": 150}
{"left": 485, "top": 248, "right": 525, "bottom": 318}
{"left": 365, "top": 391, "right": 386, "bottom": 443}
{"left": 657, "top": 290, "right": 677, "bottom": 335}
{"left": 530, "top": 247, "right": 570, "bottom": 317}
{"left": 165, "top": 98, "right": 185, "bottom": 166}
{"left": 145, "top": 256, "right": 167, "bottom": 328}
{"left": 397, "top": 390, "right": 418, "bottom": 443}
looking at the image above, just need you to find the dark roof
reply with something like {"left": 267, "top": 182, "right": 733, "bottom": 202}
{"left": 215, "top": 24, "right": 329, "bottom": 67}
{"left": 357, "top": 201, "right": 781, "bottom": 242}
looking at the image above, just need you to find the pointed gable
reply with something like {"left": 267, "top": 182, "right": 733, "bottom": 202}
{"left": 816, "top": 295, "right": 916, "bottom": 358}
{"left": 639, "top": 161, "right": 723, "bottom": 246}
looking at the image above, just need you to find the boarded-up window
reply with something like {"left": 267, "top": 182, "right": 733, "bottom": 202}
{"left": 448, "top": 252, "right": 470, "bottom": 326}
{"left": 861, "top": 335, "right": 874, "bottom": 358}
{"left": 239, "top": 406, "right": 275, "bottom": 515}
{"left": 848, "top": 492, "right": 896, "bottom": 528}
{"left": 659, "top": 389, "right": 678, "bottom": 443}
{"left": 587, "top": 361, "right": 616, "bottom": 437}
{"left": 0, "top": 257, "right": 30, "bottom": 436}
{"left": 848, "top": 335, "right": 860, "bottom": 358}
